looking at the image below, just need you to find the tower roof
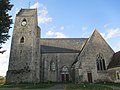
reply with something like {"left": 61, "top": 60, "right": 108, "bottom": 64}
{"left": 16, "top": 8, "right": 37, "bottom": 16}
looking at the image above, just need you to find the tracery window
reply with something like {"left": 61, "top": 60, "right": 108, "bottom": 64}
{"left": 20, "top": 37, "right": 24, "bottom": 43}
{"left": 96, "top": 53, "right": 106, "bottom": 71}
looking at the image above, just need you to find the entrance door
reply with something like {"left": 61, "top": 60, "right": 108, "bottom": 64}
{"left": 66, "top": 74, "right": 69, "bottom": 82}
{"left": 87, "top": 72, "right": 92, "bottom": 83}
{"left": 62, "top": 74, "right": 64, "bottom": 82}
{"left": 61, "top": 66, "right": 69, "bottom": 82}
{"left": 61, "top": 74, "right": 69, "bottom": 82}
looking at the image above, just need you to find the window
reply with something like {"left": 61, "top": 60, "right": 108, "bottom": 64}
{"left": 50, "top": 61, "right": 56, "bottom": 71}
{"left": 96, "top": 53, "right": 106, "bottom": 71}
{"left": 20, "top": 37, "right": 24, "bottom": 43}
{"left": 61, "top": 66, "right": 69, "bottom": 74}
{"left": 44, "top": 60, "right": 47, "bottom": 69}
{"left": 116, "top": 71, "right": 120, "bottom": 80}
{"left": 62, "top": 66, "right": 68, "bottom": 72}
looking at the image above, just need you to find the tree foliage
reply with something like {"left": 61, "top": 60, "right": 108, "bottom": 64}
{"left": 0, "top": 76, "right": 4, "bottom": 80}
{"left": 0, "top": 0, "right": 13, "bottom": 48}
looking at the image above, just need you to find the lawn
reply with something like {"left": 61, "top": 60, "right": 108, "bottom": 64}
{"left": 0, "top": 82, "right": 120, "bottom": 89}
{"left": 97, "top": 82, "right": 120, "bottom": 87}
{"left": 65, "top": 83, "right": 113, "bottom": 90}
{"left": 0, "top": 83, "right": 56, "bottom": 89}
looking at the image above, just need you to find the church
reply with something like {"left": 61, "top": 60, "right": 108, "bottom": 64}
{"left": 6, "top": 9, "right": 120, "bottom": 83}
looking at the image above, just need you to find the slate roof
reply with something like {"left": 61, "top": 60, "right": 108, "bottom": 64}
{"left": 41, "top": 45, "right": 80, "bottom": 53}
{"left": 107, "top": 51, "right": 120, "bottom": 69}
{"left": 41, "top": 38, "right": 88, "bottom": 53}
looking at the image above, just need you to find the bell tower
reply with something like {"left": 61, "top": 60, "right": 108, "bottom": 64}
{"left": 6, "top": 9, "right": 40, "bottom": 83}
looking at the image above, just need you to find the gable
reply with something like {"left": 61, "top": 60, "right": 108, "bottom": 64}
{"left": 74, "top": 30, "right": 114, "bottom": 68}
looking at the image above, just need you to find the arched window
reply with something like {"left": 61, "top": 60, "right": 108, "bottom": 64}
{"left": 62, "top": 66, "right": 68, "bottom": 72}
{"left": 96, "top": 53, "right": 106, "bottom": 71}
{"left": 50, "top": 61, "right": 56, "bottom": 71}
{"left": 61, "top": 66, "right": 69, "bottom": 74}
{"left": 20, "top": 37, "right": 24, "bottom": 43}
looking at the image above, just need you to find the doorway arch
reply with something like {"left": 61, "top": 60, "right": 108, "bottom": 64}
{"left": 61, "top": 66, "right": 69, "bottom": 82}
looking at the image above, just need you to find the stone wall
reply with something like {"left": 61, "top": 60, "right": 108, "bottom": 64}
{"left": 41, "top": 53, "right": 78, "bottom": 82}
{"left": 108, "top": 67, "right": 120, "bottom": 82}
{"left": 6, "top": 9, "right": 40, "bottom": 83}
{"left": 75, "top": 30, "right": 114, "bottom": 83}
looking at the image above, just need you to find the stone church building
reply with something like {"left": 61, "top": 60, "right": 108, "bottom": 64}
{"left": 6, "top": 9, "right": 120, "bottom": 83}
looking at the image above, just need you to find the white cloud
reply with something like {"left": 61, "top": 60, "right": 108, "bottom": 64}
{"left": 100, "top": 32, "right": 105, "bottom": 39}
{"left": 46, "top": 30, "right": 67, "bottom": 38}
{"left": 81, "top": 26, "right": 88, "bottom": 31}
{"left": 30, "top": 2, "right": 40, "bottom": 8}
{"left": 60, "top": 26, "right": 64, "bottom": 30}
{"left": 0, "top": 48, "right": 10, "bottom": 76}
{"left": 30, "top": 2, "right": 52, "bottom": 24}
{"left": 101, "top": 27, "right": 120, "bottom": 52}
{"left": 104, "top": 24, "right": 109, "bottom": 28}
{"left": 114, "top": 42, "right": 120, "bottom": 52}
{"left": 81, "top": 32, "right": 90, "bottom": 38}
{"left": 105, "top": 28, "right": 120, "bottom": 40}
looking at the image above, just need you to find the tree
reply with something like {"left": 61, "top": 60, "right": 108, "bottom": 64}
{"left": 0, "top": 76, "right": 4, "bottom": 80}
{"left": 0, "top": 0, "right": 13, "bottom": 54}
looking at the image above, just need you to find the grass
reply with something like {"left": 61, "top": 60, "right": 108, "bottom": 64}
{"left": 97, "top": 82, "right": 120, "bottom": 87}
{"left": 0, "top": 82, "right": 120, "bottom": 89}
{"left": 0, "top": 83, "right": 56, "bottom": 89}
{"left": 65, "top": 83, "right": 113, "bottom": 90}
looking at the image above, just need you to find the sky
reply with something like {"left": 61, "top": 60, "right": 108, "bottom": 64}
{"left": 0, "top": 0, "right": 120, "bottom": 76}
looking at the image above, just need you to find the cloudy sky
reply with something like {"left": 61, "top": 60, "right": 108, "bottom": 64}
{"left": 0, "top": 0, "right": 120, "bottom": 76}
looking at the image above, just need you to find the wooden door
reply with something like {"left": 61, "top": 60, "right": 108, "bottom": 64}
{"left": 62, "top": 74, "right": 64, "bottom": 82}
{"left": 66, "top": 74, "right": 69, "bottom": 82}
{"left": 61, "top": 74, "right": 69, "bottom": 82}
{"left": 87, "top": 72, "right": 92, "bottom": 83}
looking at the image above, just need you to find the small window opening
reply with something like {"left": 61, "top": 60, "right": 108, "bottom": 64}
{"left": 20, "top": 37, "right": 24, "bottom": 43}
{"left": 22, "top": 18, "right": 27, "bottom": 22}
{"left": 116, "top": 71, "right": 120, "bottom": 80}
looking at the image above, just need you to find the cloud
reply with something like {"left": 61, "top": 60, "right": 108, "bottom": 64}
{"left": 30, "top": 2, "right": 40, "bottom": 8}
{"left": 30, "top": 2, "right": 52, "bottom": 24}
{"left": 46, "top": 30, "right": 67, "bottom": 38}
{"left": 101, "top": 27, "right": 120, "bottom": 52}
{"left": 103, "top": 24, "right": 109, "bottom": 28}
{"left": 0, "top": 48, "right": 10, "bottom": 76}
{"left": 60, "top": 26, "right": 64, "bottom": 30}
{"left": 100, "top": 32, "right": 105, "bottom": 39}
{"left": 114, "top": 42, "right": 120, "bottom": 52}
{"left": 81, "top": 32, "right": 90, "bottom": 38}
{"left": 81, "top": 26, "right": 88, "bottom": 31}
{"left": 105, "top": 28, "right": 120, "bottom": 40}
